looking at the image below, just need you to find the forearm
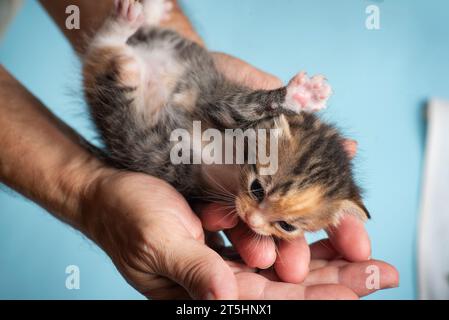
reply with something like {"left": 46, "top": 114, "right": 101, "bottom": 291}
{"left": 39, "top": 0, "right": 203, "bottom": 55}
{"left": 161, "top": 0, "right": 204, "bottom": 46}
{"left": 0, "top": 66, "right": 104, "bottom": 231}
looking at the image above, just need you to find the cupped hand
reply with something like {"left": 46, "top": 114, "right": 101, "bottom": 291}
{"left": 200, "top": 204, "right": 372, "bottom": 284}
{"left": 231, "top": 252, "right": 398, "bottom": 299}
{"left": 80, "top": 168, "right": 398, "bottom": 300}
{"left": 208, "top": 232, "right": 397, "bottom": 299}
{"left": 81, "top": 169, "right": 237, "bottom": 299}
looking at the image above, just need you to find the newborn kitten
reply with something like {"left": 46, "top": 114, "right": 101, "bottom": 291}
{"left": 83, "top": 0, "right": 369, "bottom": 240}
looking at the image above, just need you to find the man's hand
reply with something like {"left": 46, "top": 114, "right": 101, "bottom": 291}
{"left": 232, "top": 256, "right": 398, "bottom": 299}
{"left": 80, "top": 169, "right": 397, "bottom": 299}
{"left": 80, "top": 169, "right": 237, "bottom": 300}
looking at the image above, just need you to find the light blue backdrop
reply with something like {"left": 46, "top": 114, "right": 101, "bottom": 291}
{"left": 1, "top": 0, "right": 448, "bottom": 300}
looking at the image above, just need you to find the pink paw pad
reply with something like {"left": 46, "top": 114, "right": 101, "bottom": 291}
{"left": 115, "top": 0, "right": 144, "bottom": 25}
{"left": 285, "top": 72, "right": 332, "bottom": 113}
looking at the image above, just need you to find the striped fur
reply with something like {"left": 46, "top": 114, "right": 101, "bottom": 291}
{"left": 83, "top": 3, "right": 368, "bottom": 239}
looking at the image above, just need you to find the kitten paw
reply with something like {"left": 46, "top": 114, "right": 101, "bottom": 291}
{"left": 114, "top": 0, "right": 145, "bottom": 26}
{"left": 141, "top": 0, "right": 173, "bottom": 25}
{"left": 284, "top": 72, "right": 332, "bottom": 113}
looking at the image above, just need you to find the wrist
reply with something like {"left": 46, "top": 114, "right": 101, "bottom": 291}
{"left": 51, "top": 152, "right": 112, "bottom": 234}
{"left": 0, "top": 66, "right": 110, "bottom": 234}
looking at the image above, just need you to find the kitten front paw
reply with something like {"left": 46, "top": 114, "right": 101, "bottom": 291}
{"left": 114, "top": 0, "right": 144, "bottom": 26}
{"left": 284, "top": 72, "right": 332, "bottom": 113}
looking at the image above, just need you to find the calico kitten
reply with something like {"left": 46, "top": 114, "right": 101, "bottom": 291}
{"left": 83, "top": 0, "right": 369, "bottom": 240}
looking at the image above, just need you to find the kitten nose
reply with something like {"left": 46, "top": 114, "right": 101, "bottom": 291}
{"left": 247, "top": 211, "right": 265, "bottom": 229}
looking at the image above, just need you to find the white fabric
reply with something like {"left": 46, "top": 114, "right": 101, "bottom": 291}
{"left": 418, "top": 99, "right": 449, "bottom": 300}
{"left": 0, "top": 0, "right": 23, "bottom": 39}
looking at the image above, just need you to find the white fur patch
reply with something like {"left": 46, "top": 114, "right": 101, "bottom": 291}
{"left": 142, "top": 0, "right": 173, "bottom": 25}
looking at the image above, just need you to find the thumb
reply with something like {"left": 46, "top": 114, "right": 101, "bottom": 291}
{"left": 165, "top": 239, "right": 238, "bottom": 300}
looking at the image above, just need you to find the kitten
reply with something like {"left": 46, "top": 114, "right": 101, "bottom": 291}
{"left": 83, "top": 0, "right": 369, "bottom": 240}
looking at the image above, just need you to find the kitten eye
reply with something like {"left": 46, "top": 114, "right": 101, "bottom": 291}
{"left": 250, "top": 179, "right": 265, "bottom": 202}
{"left": 277, "top": 221, "right": 297, "bottom": 232}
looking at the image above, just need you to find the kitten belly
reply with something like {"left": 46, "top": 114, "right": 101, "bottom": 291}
{"left": 131, "top": 44, "right": 186, "bottom": 124}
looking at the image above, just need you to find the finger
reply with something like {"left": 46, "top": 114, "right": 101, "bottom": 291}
{"left": 304, "top": 284, "right": 358, "bottom": 300}
{"left": 274, "top": 235, "right": 310, "bottom": 283}
{"left": 236, "top": 273, "right": 358, "bottom": 300}
{"left": 342, "top": 139, "right": 358, "bottom": 159}
{"left": 226, "top": 260, "right": 257, "bottom": 274}
{"left": 197, "top": 203, "right": 238, "bottom": 231}
{"left": 303, "top": 260, "right": 399, "bottom": 297}
{"left": 166, "top": 238, "right": 238, "bottom": 300}
{"left": 211, "top": 52, "right": 283, "bottom": 90}
{"left": 310, "top": 239, "right": 340, "bottom": 260}
{"left": 258, "top": 267, "right": 281, "bottom": 281}
{"left": 262, "top": 259, "right": 348, "bottom": 277}
{"left": 338, "top": 260, "right": 399, "bottom": 296}
{"left": 226, "top": 222, "right": 276, "bottom": 269}
{"left": 326, "top": 215, "right": 371, "bottom": 261}
{"left": 309, "top": 259, "right": 350, "bottom": 271}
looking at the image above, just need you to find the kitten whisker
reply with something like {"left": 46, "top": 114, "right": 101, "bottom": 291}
{"left": 202, "top": 170, "right": 237, "bottom": 200}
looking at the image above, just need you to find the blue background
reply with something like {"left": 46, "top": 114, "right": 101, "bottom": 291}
{"left": 1, "top": 0, "right": 448, "bottom": 299}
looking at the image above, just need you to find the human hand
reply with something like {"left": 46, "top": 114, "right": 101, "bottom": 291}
{"left": 80, "top": 166, "right": 399, "bottom": 300}
{"left": 80, "top": 168, "right": 397, "bottom": 300}
{"left": 227, "top": 248, "right": 398, "bottom": 299}
{"left": 80, "top": 169, "right": 238, "bottom": 299}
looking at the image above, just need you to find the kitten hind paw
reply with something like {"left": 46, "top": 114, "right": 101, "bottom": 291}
{"left": 284, "top": 72, "right": 332, "bottom": 113}
{"left": 141, "top": 0, "right": 173, "bottom": 25}
{"left": 114, "top": 0, "right": 144, "bottom": 26}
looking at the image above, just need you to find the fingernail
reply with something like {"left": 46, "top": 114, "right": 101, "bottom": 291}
{"left": 204, "top": 292, "right": 215, "bottom": 300}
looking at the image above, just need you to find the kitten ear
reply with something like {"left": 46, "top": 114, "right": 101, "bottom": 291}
{"left": 273, "top": 115, "right": 292, "bottom": 139}
{"left": 342, "top": 139, "right": 357, "bottom": 159}
{"left": 337, "top": 199, "right": 371, "bottom": 222}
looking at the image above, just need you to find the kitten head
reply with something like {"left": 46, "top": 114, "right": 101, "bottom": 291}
{"left": 235, "top": 114, "right": 369, "bottom": 240}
